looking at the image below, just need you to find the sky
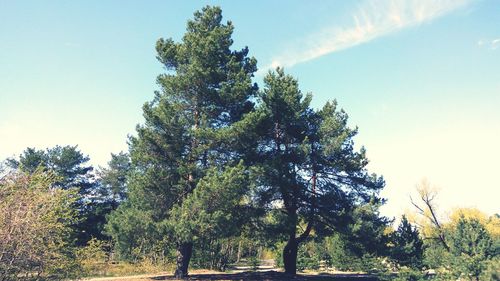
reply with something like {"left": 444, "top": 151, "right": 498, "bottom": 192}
{"left": 1, "top": 0, "right": 499, "bottom": 220}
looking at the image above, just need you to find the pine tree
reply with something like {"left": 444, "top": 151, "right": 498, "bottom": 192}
{"left": 107, "top": 6, "right": 258, "bottom": 278}
{"left": 391, "top": 215, "right": 424, "bottom": 269}
{"left": 254, "top": 68, "right": 384, "bottom": 274}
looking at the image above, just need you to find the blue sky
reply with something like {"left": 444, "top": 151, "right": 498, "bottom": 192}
{"left": 1, "top": 0, "right": 499, "bottom": 219}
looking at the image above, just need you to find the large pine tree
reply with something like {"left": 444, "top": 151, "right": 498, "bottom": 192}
{"left": 107, "top": 6, "right": 258, "bottom": 278}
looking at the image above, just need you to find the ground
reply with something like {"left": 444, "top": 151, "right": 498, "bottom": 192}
{"left": 82, "top": 270, "right": 378, "bottom": 281}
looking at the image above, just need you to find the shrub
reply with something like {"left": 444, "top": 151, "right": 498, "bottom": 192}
{"left": 0, "top": 170, "right": 79, "bottom": 280}
{"left": 77, "top": 238, "right": 110, "bottom": 277}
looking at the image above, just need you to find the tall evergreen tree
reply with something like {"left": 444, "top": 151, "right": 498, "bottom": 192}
{"left": 107, "top": 6, "right": 258, "bottom": 278}
{"left": 391, "top": 215, "right": 424, "bottom": 269}
{"left": 253, "top": 68, "right": 384, "bottom": 274}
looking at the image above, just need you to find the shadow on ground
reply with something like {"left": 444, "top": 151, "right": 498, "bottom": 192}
{"left": 151, "top": 271, "right": 378, "bottom": 281}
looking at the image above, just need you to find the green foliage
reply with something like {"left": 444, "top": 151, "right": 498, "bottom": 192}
{"left": 191, "top": 238, "right": 233, "bottom": 271}
{"left": 323, "top": 233, "right": 377, "bottom": 272}
{"left": 323, "top": 234, "right": 353, "bottom": 271}
{"left": 299, "top": 203, "right": 391, "bottom": 273}
{"left": 480, "top": 257, "right": 500, "bottom": 281}
{"left": 274, "top": 235, "right": 388, "bottom": 273}
{"left": 0, "top": 170, "right": 80, "bottom": 280}
{"left": 6, "top": 147, "right": 47, "bottom": 173}
{"left": 296, "top": 241, "right": 322, "bottom": 271}
{"left": 7, "top": 145, "right": 94, "bottom": 193}
{"left": 345, "top": 200, "right": 391, "bottom": 257}
{"left": 449, "top": 216, "right": 494, "bottom": 280}
{"left": 168, "top": 163, "right": 251, "bottom": 242}
{"left": 274, "top": 240, "right": 322, "bottom": 271}
{"left": 422, "top": 242, "right": 450, "bottom": 269}
{"left": 105, "top": 202, "right": 166, "bottom": 262}
{"left": 390, "top": 216, "right": 424, "bottom": 269}
{"left": 98, "top": 151, "right": 130, "bottom": 203}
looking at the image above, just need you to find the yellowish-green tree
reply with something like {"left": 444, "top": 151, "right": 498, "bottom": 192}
{"left": 0, "top": 169, "right": 79, "bottom": 280}
{"left": 448, "top": 208, "right": 500, "bottom": 240}
{"left": 408, "top": 180, "right": 499, "bottom": 279}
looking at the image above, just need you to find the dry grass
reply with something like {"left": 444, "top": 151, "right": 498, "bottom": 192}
{"left": 80, "top": 261, "right": 173, "bottom": 280}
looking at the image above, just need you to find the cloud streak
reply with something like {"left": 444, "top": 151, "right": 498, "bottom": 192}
{"left": 477, "top": 38, "right": 500, "bottom": 50}
{"left": 264, "top": 0, "right": 472, "bottom": 71}
{"left": 491, "top": 38, "right": 500, "bottom": 50}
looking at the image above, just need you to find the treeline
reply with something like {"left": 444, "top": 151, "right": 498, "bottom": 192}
{"left": 1, "top": 6, "right": 498, "bottom": 281}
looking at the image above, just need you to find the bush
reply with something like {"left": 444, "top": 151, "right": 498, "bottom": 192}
{"left": 0, "top": 170, "right": 79, "bottom": 280}
{"left": 77, "top": 238, "right": 110, "bottom": 277}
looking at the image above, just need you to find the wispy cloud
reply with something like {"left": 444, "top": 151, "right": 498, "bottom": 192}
{"left": 491, "top": 38, "right": 500, "bottom": 50}
{"left": 262, "top": 0, "right": 473, "bottom": 72}
{"left": 477, "top": 38, "right": 500, "bottom": 50}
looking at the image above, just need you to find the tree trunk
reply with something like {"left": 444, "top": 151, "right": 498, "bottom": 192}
{"left": 283, "top": 236, "right": 298, "bottom": 275}
{"left": 174, "top": 242, "right": 193, "bottom": 278}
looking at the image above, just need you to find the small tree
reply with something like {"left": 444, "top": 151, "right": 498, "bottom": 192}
{"left": 449, "top": 217, "right": 493, "bottom": 281}
{"left": 391, "top": 216, "right": 424, "bottom": 269}
{"left": 0, "top": 169, "right": 79, "bottom": 280}
{"left": 410, "top": 180, "right": 449, "bottom": 251}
